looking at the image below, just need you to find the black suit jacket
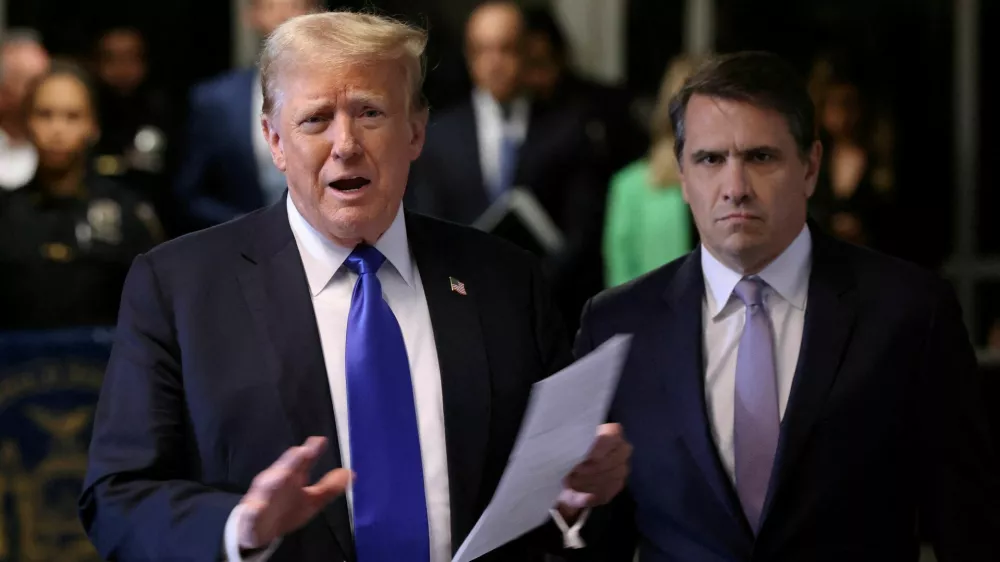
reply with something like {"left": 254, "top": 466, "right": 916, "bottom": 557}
{"left": 572, "top": 229, "right": 1000, "bottom": 561}
{"left": 408, "top": 96, "right": 606, "bottom": 333}
{"left": 80, "top": 197, "right": 570, "bottom": 561}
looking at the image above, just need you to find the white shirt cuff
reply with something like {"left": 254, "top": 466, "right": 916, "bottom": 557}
{"left": 549, "top": 507, "right": 591, "bottom": 549}
{"left": 223, "top": 503, "right": 283, "bottom": 562}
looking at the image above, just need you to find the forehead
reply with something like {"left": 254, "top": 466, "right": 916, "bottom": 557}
{"left": 683, "top": 94, "right": 797, "bottom": 151}
{"left": 34, "top": 76, "right": 90, "bottom": 108}
{"left": 279, "top": 59, "right": 407, "bottom": 107}
{"left": 467, "top": 7, "right": 522, "bottom": 44}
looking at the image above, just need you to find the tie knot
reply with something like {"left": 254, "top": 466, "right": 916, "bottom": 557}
{"left": 733, "top": 277, "right": 766, "bottom": 308}
{"left": 345, "top": 245, "right": 386, "bottom": 276}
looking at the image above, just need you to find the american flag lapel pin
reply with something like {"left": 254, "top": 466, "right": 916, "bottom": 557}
{"left": 449, "top": 276, "right": 467, "bottom": 296}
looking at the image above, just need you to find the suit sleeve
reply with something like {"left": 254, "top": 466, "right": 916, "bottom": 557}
{"left": 174, "top": 89, "right": 246, "bottom": 228}
{"left": 565, "top": 297, "right": 640, "bottom": 562}
{"left": 79, "top": 253, "right": 242, "bottom": 561}
{"left": 919, "top": 281, "right": 1000, "bottom": 561}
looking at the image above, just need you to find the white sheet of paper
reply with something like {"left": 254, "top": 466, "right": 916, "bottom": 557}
{"left": 451, "top": 334, "right": 632, "bottom": 562}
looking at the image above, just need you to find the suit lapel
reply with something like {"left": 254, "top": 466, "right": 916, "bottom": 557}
{"left": 760, "top": 231, "right": 857, "bottom": 527}
{"left": 659, "top": 252, "right": 748, "bottom": 534}
{"left": 406, "top": 214, "right": 492, "bottom": 553}
{"left": 237, "top": 200, "right": 355, "bottom": 561}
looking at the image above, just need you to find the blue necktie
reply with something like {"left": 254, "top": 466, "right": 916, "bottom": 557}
{"left": 344, "top": 245, "right": 430, "bottom": 562}
{"left": 492, "top": 134, "right": 519, "bottom": 200}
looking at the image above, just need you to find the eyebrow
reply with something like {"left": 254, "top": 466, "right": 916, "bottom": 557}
{"left": 690, "top": 145, "right": 784, "bottom": 160}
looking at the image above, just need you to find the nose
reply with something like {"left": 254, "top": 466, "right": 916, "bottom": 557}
{"left": 721, "top": 159, "right": 752, "bottom": 205}
{"left": 330, "top": 113, "right": 362, "bottom": 161}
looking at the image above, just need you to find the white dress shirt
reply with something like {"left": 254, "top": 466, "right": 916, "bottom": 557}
{"left": 700, "top": 226, "right": 812, "bottom": 484}
{"left": 0, "top": 128, "right": 37, "bottom": 191}
{"left": 470, "top": 89, "right": 530, "bottom": 192}
{"left": 225, "top": 196, "right": 452, "bottom": 562}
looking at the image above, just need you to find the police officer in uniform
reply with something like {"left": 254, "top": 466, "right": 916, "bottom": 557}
{"left": 0, "top": 62, "right": 161, "bottom": 330}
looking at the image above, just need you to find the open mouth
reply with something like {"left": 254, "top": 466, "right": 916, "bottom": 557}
{"left": 328, "top": 177, "right": 371, "bottom": 192}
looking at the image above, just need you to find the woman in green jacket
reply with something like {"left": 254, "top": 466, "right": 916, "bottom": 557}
{"left": 603, "top": 56, "right": 698, "bottom": 287}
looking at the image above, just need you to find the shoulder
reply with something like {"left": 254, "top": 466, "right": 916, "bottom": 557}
{"left": 140, "top": 205, "right": 271, "bottom": 281}
{"left": 407, "top": 210, "right": 541, "bottom": 273}
{"left": 426, "top": 99, "right": 474, "bottom": 135}
{"left": 831, "top": 238, "right": 954, "bottom": 306}
{"left": 189, "top": 68, "right": 254, "bottom": 106}
{"left": 589, "top": 253, "right": 693, "bottom": 315}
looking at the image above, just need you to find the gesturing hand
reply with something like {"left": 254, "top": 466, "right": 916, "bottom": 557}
{"left": 238, "top": 436, "right": 352, "bottom": 549}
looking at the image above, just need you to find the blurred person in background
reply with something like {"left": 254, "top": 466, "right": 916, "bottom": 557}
{"left": 92, "top": 27, "right": 175, "bottom": 228}
{"left": 0, "top": 30, "right": 49, "bottom": 192}
{"left": 174, "top": 0, "right": 317, "bottom": 231}
{"left": 602, "top": 55, "right": 697, "bottom": 288}
{"left": 520, "top": 6, "right": 646, "bottom": 182}
{"left": 0, "top": 62, "right": 162, "bottom": 330}
{"left": 410, "top": 0, "right": 604, "bottom": 333}
{"left": 807, "top": 55, "right": 893, "bottom": 249}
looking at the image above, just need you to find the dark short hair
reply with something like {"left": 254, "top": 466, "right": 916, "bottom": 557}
{"left": 669, "top": 51, "right": 816, "bottom": 162}
{"left": 523, "top": 7, "right": 568, "bottom": 59}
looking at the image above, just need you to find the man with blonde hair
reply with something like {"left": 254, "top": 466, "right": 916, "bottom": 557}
{"left": 81, "top": 10, "right": 631, "bottom": 562}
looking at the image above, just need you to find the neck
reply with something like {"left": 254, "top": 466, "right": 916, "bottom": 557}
{"left": 38, "top": 164, "right": 86, "bottom": 198}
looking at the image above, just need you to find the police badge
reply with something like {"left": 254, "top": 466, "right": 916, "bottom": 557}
{"left": 86, "top": 199, "right": 122, "bottom": 246}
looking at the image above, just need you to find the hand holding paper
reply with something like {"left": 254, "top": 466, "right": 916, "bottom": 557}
{"left": 452, "top": 334, "right": 632, "bottom": 562}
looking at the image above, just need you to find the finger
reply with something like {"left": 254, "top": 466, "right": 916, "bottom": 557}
{"left": 272, "top": 437, "right": 327, "bottom": 473}
{"left": 303, "top": 468, "right": 353, "bottom": 509}
{"left": 567, "top": 465, "right": 629, "bottom": 495}
{"left": 573, "top": 442, "right": 632, "bottom": 476}
{"left": 587, "top": 424, "right": 625, "bottom": 458}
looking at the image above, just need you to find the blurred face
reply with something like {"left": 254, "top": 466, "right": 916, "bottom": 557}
{"left": 466, "top": 4, "right": 523, "bottom": 103}
{"left": 521, "top": 33, "right": 561, "bottom": 99}
{"left": 679, "top": 95, "right": 821, "bottom": 274}
{"left": 28, "top": 75, "right": 98, "bottom": 171}
{"left": 821, "top": 83, "right": 860, "bottom": 140}
{"left": 248, "top": 0, "right": 313, "bottom": 37}
{"left": 0, "top": 43, "right": 50, "bottom": 117}
{"left": 97, "top": 30, "right": 147, "bottom": 94}
{"left": 262, "top": 59, "right": 426, "bottom": 247}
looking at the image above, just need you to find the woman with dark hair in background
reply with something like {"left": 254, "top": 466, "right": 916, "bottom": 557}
{"left": 0, "top": 62, "right": 162, "bottom": 330}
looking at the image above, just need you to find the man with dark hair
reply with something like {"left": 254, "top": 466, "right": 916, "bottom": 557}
{"left": 573, "top": 51, "right": 1000, "bottom": 561}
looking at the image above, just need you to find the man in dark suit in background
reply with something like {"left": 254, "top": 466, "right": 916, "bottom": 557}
{"left": 409, "top": 0, "right": 605, "bottom": 333}
{"left": 81, "top": 10, "right": 629, "bottom": 562}
{"left": 173, "top": 0, "right": 316, "bottom": 230}
{"left": 573, "top": 52, "right": 1000, "bottom": 561}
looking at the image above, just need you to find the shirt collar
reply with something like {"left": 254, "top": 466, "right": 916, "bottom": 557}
{"left": 286, "top": 195, "right": 414, "bottom": 296}
{"left": 701, "top": 225, "right": 812, "bottom": 319}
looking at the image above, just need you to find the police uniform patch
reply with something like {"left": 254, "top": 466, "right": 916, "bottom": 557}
{"left": 86, "top": 199, "right": 122, "bottom": 246}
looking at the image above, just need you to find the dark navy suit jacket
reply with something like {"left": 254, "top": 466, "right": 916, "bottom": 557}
{"left": 174, "top": 69, "right": 265, "bottom": 230}
{"left": 572, "top": 229, "right": 1000, "bottom": 561}
{"left": 80, "top": 198, "right": 570, "bottom": 561}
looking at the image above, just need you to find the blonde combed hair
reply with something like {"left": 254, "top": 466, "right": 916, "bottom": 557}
{"left": 259, "top": 10, "right": 428, "bottom": 119}
{"left": 648, "top": 55, "right": 701, "bottom": 188}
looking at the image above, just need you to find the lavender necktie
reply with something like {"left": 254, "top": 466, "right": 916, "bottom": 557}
{"left": 733, "top": 277, "right": 780, "bottom": 533}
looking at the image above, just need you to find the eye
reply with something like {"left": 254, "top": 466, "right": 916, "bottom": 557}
{"left": 361, "top": 108, "right": 384, "bottom": 119}
{"left": 303, "top": 115, "right": 326, "bottom": 124}
{"left": 697, "top": 154, "right": 723, "bottom": 165}
{"left": 748, "top": 151, "right": 774, "bottom": 163}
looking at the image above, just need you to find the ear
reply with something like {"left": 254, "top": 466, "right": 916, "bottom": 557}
{"left": 407, "top": 107, "right": 428, "bottom": 162}
{"left": 261, "top": 113, "right": 286, "bottom": 171}
{"left": 803, "top": 140, "right": 823, "bottom": 199}
{"left": 678, "top": 156, "right": 691, "bottom": 204}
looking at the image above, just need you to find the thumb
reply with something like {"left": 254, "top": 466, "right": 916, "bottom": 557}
{"left": 303, "top": 468, "right": 352, "bottom": 509}
{"left": 558, "top": 488, "right": 594, "bottom": 510}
